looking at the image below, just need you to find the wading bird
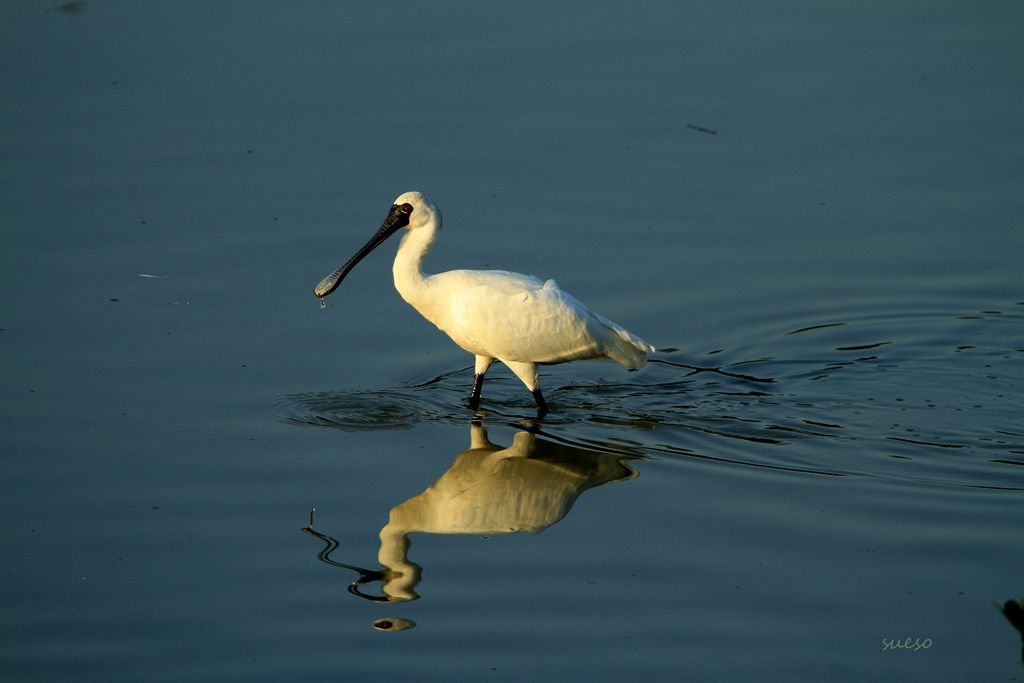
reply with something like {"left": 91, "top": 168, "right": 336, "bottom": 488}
{"left": 314, "top": 192, "right": 654, "bottom": 416}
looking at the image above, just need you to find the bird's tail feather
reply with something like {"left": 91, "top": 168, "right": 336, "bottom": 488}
{"left": 596, "top": 314, "right": 656, "bottom": 369}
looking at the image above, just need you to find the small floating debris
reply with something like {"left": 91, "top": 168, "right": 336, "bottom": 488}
{"left": 373, "top": 617, "right": 416, "bottom": 632}
{"left": 137, "top": 273, "right": 167, "bottom": 279}
{"left": 686, "top": 123, "right": 719, "bottom": 135}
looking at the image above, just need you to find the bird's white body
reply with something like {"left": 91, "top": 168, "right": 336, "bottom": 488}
{"left": 316, "top": 191, "right": 654, "bottom": 413}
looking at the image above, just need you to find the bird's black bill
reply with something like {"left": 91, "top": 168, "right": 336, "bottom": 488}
{"left": 314, "top": 204, "right": 411, "bottom": 298}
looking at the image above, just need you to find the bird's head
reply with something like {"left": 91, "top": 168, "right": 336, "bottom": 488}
{"left": 313, "top": 191, "right": 440, "bottom": 299}
{"left": 392, "top": 191, "right": 441, "bottom": 232}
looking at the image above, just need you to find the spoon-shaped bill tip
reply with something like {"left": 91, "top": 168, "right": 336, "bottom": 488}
{"left": 314, "top": 269, "right": 344, "bottom": 298}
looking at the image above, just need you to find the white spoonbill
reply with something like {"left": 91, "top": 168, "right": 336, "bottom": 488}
{"left": 314, "top": 192, "right": 655, "bottom": 416}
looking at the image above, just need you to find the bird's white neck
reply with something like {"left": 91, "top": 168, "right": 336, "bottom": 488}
{"left": 392, "top": 223, "right": 439, "bottom": 309}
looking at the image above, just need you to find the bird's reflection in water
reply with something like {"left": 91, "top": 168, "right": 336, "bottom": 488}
{"left": 303, "top": 422, "right": 640, "bottom": 609}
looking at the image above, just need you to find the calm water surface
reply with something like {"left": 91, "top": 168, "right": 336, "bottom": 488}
{"left": 2, "top": 2, "right": 1022, "bottom": 681}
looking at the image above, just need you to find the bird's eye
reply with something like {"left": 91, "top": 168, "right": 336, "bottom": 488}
{"left": 400, "top": 203, "right": 413, "bottom": 214}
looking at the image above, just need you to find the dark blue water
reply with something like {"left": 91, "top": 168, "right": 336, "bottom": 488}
{"left": 2, "top": 2, "right": 1022, "bottom": 681}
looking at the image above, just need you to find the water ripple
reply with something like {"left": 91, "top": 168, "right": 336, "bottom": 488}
{"left": 275, "top": 302, "right": 1024, "bottom": 491}
{"left": 273, "top": 387, "right": 461, "bottom": 431}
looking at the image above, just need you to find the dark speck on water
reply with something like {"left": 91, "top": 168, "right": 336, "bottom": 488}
{"left": 686, "top": 123, "right": 719, "bottom": 135}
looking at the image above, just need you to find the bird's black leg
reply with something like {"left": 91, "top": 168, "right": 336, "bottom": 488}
{"left": 532, "top": 388, "right": 549, "bottom": 418}
{"left": 468, "top": 374, "right": 484, "bottom": 410}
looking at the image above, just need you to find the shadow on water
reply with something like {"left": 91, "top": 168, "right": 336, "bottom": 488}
{"left": 276, "top": 302, "right": 1024, "bottom": 490}
{"left": 999, "top": 597, "right": 1024, "bottom": 664}
{"left": 300, "top": 423, "right": 640, "bottom": 628}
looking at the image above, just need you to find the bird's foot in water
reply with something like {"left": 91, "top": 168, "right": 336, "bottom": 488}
{"left": 532, "top": 389, "right": 549, "bottom": 418}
